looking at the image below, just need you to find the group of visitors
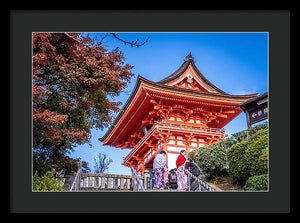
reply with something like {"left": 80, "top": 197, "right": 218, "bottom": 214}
{"left": 148, "top": 149, "right": 201, "bottom": 190}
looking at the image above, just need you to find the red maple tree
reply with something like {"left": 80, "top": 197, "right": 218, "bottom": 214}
{"left": 32, "top": 33, "right": 134, "bottom": 176}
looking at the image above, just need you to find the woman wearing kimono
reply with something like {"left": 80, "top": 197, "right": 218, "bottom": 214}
{"left": 153, "top": 150, "right": 168, "bottom": 189}
{"left": 176, "top": 150, "right": 187, "bottom": 190}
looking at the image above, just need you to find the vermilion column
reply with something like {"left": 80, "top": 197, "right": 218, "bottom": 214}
{"left": 163, "top": 141, "right": 168, "bottom": 167}
{"left": 184, "top": 135, "right": 192, "bottom": 156}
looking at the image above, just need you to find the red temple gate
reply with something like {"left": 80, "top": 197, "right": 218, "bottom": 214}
{"left": 100, "top": 53, "right": 257, "bottom": 173}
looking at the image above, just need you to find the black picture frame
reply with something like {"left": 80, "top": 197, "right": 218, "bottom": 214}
{"left": 10, "top": 10, "right": 291, "bottom": 213}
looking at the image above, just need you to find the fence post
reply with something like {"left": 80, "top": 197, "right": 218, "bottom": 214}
{"left": 88, "top": 176, "right": 93, "bottom": 188}
{"left": 107, "top": 177, "right": 112, "bottom": 189}
{"left": 120, "top": 177, "right": 124, "bottom": 189}
{"left": 114, "top": 178, "right": 118, "bottom": 189}
{"left": 143, "top": 173, "right": 148, "bottom": 190}
{"left": 83, "top": 176, "right": 87, "bottom": 188}
{"left": 94, "top": 176, "right": 99, "bottom": 188}
{"left": 126, "top": 178, "right": 131, "bottom": 189}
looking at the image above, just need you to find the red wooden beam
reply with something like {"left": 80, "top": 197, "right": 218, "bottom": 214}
{"left": 215, "top": 113, "right": 228, "bottom": 118}
{"left": 150, "top": 99, "right": 158, "bottom": 104}
{"left": 223, "top": 110, "right": 235, "bottom": 114}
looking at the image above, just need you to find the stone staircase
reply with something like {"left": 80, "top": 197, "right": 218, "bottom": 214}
{"left": 65, "top": 167, "right": 221, "bottom": 192}
{"left": 65, "top": 168, "right": 149, "bottom": 191}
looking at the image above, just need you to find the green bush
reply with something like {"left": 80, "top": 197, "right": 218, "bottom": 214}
{"left": 227, "top": 128, "right": 268, "bottom": 184}
{"left": 189, "top": 122, "right": 269, "bottom": 186}
{"left": 33, "top": 171, "right": 65, "bottom": 191}
{"left": 227, "top": 140, "right": 249, "bottom": 184}
{"left": 225, "top": 121, "right": 268, "bottom": 146}
{"left": 244, "top": 174, "right": 268, "bottom": 191}
{"left": 247, "top": 122, "right": 268, "bottom": 136}
{"left": 245, "top": 129, "right": 268, "bottom": 176}
{"left": 194, "top": 143, "right": 228, "bottom": 180}
{"left": 258, "top": 148, "right": 268, "bottom": 172}
{"left": 188, "top": 149, "right": 198, "bottom": 162}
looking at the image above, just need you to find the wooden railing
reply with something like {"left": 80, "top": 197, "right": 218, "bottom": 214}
{"left": 79, "top": 172, "right": 150, "bottom": 191}
{"left": 65, "top": 169, "right": 220, "bottom": 191}
{"left": 158, "top": 122, "right": 225, "bottom": 135}
{"left": 123, "top": 121, "right": 225, "bottom": 164}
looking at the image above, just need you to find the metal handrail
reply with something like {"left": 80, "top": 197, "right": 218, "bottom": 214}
{"left": 130, "top": 167, "right": 145, "bottom": 191}
{"left": 69, "top": 167, "right": 82, "bottom": 191}
{"left": 185, "top": 168, "right": 216, "bottom": 192}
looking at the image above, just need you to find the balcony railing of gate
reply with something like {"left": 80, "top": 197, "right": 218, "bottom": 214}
{"left": 157, "top": 122, "right": 225, "bottom": 135}
{"left": 124, "top": 121, "right": 225, "bottom": 164}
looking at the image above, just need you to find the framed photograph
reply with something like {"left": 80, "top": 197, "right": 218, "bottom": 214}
{"left": 10, "top": 10, "right": 291, "bottom": 213}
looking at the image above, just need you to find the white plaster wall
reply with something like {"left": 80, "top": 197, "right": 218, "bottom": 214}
{"left": 167, "top": 146, "right": 182, "bottom": 152}
{"left": 177, "top": 141, "right": 185, "bottom": 146}
{"left": 190, "top": 142, "right": 197, "bottom": 147}
{"left": 168, "top": 153, "right": 179, "bottom": 170}
{"left": 168, "top": 140, "right": 175, "bottom": 145}
{"left": 177, "top": 117, "right": 183, "bottom": 122}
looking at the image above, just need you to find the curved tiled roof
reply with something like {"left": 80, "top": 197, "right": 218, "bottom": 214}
{"left": 156, "top": 53, "right": 228, "bottom": 95}
{"left": 99, "top": 53, "right": 258, "bottom": 143}
{"left": 99, "top": 76, "right": 257, "bottom": 143}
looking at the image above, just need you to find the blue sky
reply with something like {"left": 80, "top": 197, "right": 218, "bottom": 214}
{"left": 69, "top": 32, "right": 268, "bottom": 175}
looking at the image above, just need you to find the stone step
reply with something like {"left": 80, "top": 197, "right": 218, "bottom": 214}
{"left": 78, "top": 187, "right": 189, "bottom": 192}
{"left": 79, "top": 187, "right": 130, "bottom": 191}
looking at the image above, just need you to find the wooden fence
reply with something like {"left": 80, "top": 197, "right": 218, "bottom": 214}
{"left": 79, "top": 173, "right": 150, "bottom": 191}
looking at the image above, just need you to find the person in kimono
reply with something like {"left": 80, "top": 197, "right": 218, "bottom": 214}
{"left": 176, "top": 150, "right": 187, "bottom": 190}
{"left": 153, "top": 150, "right": 168, "bottom": 189}
{"left": 185, "top": 157, "right": 201, "bottom": 186}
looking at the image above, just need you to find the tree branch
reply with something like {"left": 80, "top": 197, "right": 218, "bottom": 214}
{"left": 109, "top": 33, "right": 149, "bottom": 47}
{"left": 64, "top": 32, "right": 149, "bottom": 48}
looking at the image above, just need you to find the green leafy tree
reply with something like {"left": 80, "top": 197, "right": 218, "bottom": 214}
{"left": 188, "top": 149, "right": 198, "bottom": 162}
{"left": 227, "top": 140, "right": 250, "bottom": 184}
{"left": 190, "top": 122, "right": 268, "bottom": 186}
{"left": 81, "top": 160, "right": 91, "bottom": 173}
{"left": 245, "top": 129, "right": 268, "bottom": 176}
{"left": 227, "top": 128, "right": 268, "bottom": 184}
{"left": 193, "top": 143, "right": 228, "bottom": 180}
{"left": 231, "top": 130, "right": 248, "bottom": 143}
{"left": 212, "top": 121, "right": 268, "bottom": 152}
{"left": 247, "top": 122, "right": 268, "bottom": 136}
{"left": 217, "top": 137, "right": 236, "bottom": 151}
{"left": 258, "top": 148, "right": 268, "bottom": 172}
{"left": 33, "top": 171, "right": 65, "bottom": 191}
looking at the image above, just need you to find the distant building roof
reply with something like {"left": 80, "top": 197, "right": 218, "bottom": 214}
{"left": 238, "top": 92, "right": 268, "bottom": 110}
